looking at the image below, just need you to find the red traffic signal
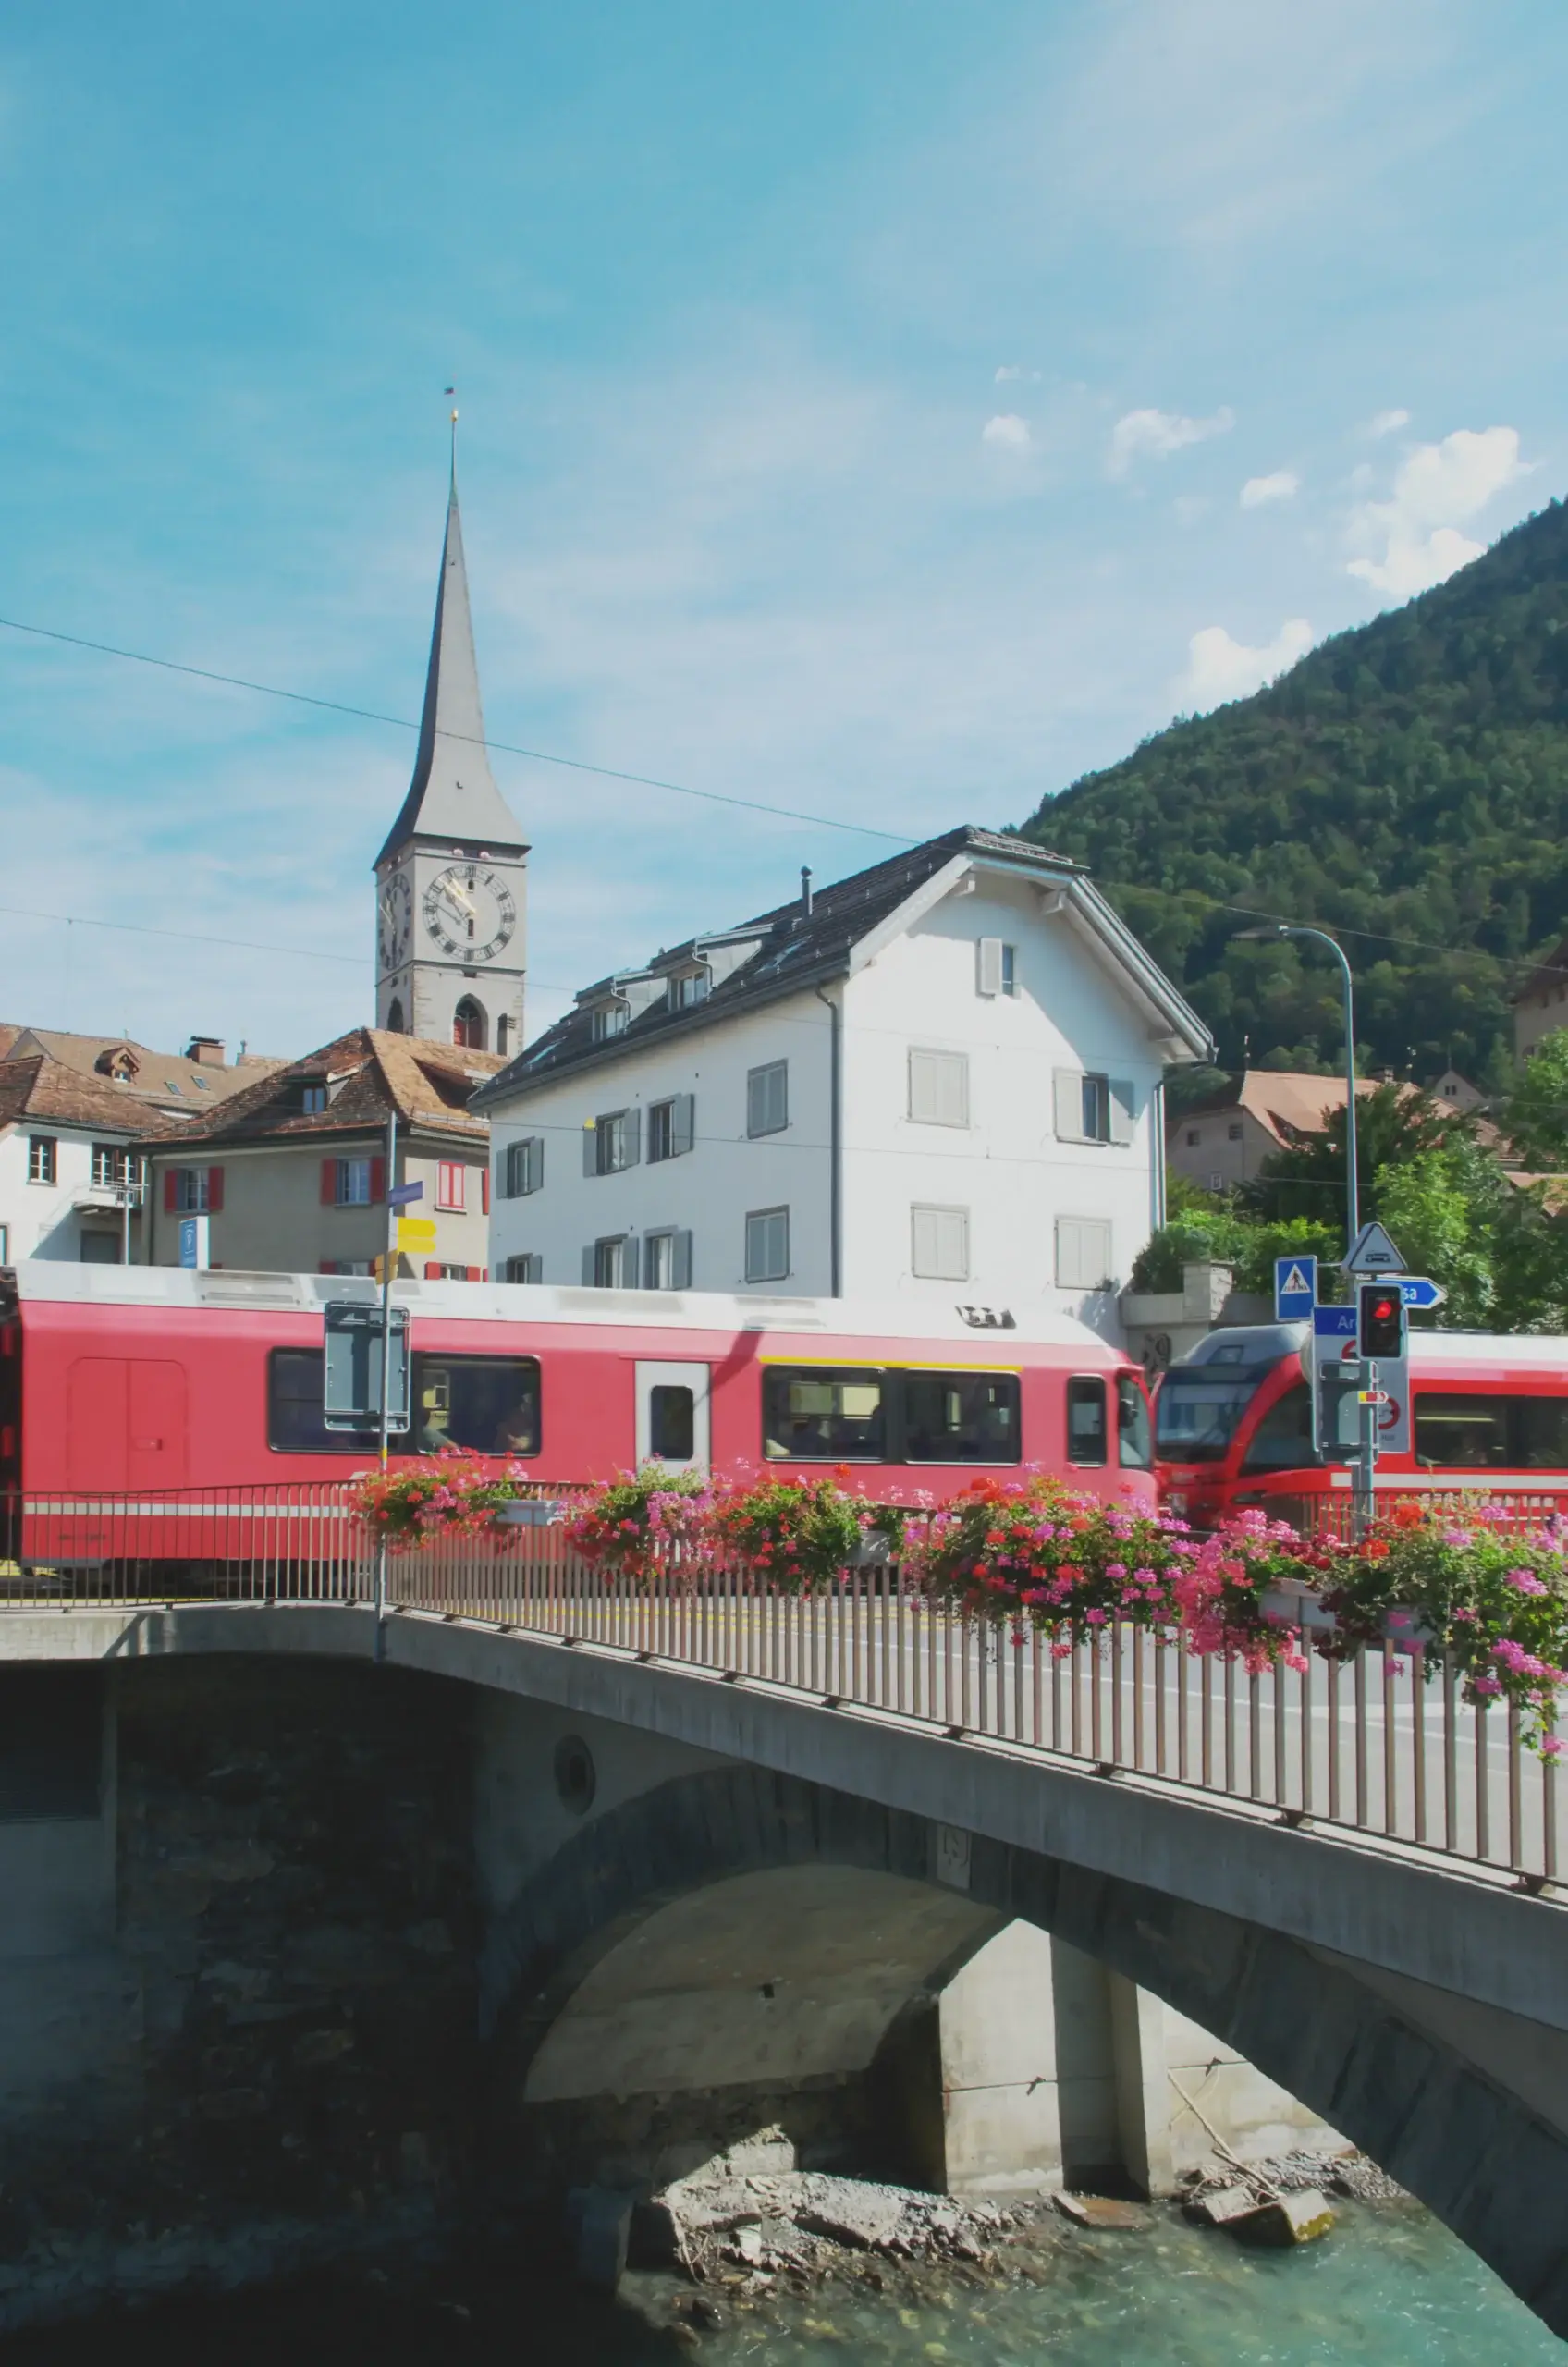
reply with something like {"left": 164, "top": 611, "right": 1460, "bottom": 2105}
{"left": 1357, "top": 1281, "right": 1405, "bottom": 1360}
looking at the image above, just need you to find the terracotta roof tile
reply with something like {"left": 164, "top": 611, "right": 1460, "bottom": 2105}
{"left": 139, "top": 1028, "right": 503, "bottom": 1149}
{"left": 0, "top": 1053, "right": 185, "bottom": 1137}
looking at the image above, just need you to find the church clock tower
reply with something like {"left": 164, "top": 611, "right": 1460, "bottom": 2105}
{"left": 374, "top": 464, "right": 528, "bottom": 1056}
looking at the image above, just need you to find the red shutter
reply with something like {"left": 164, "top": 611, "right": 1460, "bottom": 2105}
{"left": 370, "top": 1157, "right": 386, "bottom": 1204}
{"left": 481, "top": 1168, "right": 490, "bottom": 1215}
{"left": 321, "top": 1159, "right": 337, "bottom": 1206}
{"left": 319, "top": 1259, "right": 337, "bottom": 1275}
{"left": 424, "top": 1260, "right": 442, "bottom": 1280}
{"left": 163, "top": 1170, "right": 178, "bottom": 1214}
{"left": 468, "top": 1265, "right": 482, "bottom": 1282}
{"left": 481, "top": 1267, "right": 489, "bottom": 1283}
{"left": 206, "top": 1166, "right": 224, "bottom": 1213}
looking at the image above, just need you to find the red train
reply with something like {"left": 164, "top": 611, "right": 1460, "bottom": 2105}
{"left": 0, "top": 1263, "right": 1156, "bottom": 1508}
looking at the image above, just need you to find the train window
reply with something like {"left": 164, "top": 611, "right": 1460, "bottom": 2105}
{"left": 904, "top": 1372, "right": 1021, "bottom": 1464}
{"left": 764, "top": 1367, "right": 886, "bottom": 1461}
{"left": 411, "top": 1355, "right": 541, "bottom": 1456}
{"left": 1241, "top": 1380, "right": 1317, "bottom": 1474}
{"left": 1415, "top": 1392, "right": 1568, "bottom": 1471}
{"left": 1116, "top": 1374, "right": 1152, "bottom": 1469}
{"left": 1415, "top": 1394, "right": 1508, "bottom": 1469}
{"left": 1067, "top": 1377, "right": 1108, "bottom": 1466}
{"left": 649, "top": 1384, "right": 695, "bottom": 1462}
{"left": 267, "top": 1349, "right": 372, "bottom": 1453}
{"left": 1155, "top": 1368, "right": 1265, "bottom": 1463}
{"left": 1517, "top": 1397, "right": 1568, "bottom": 1469}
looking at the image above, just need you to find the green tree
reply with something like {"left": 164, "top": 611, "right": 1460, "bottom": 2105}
{"left": 1500, "top": 1029, "right": 1568, "bottom": 1171}
{"left": 1377, "top": 1148, "right": 1501, "bottom": 1329}
{"left": 1243, "top": 1083, "right": 1459, "bottom": 1233}
{"left": 1490, "top": 1182, "right": 1568, "bottom": 1334}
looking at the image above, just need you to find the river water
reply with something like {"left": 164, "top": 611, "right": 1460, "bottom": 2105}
{"left": 3, "top": 2201, "right": 1562, "bottom": 2367}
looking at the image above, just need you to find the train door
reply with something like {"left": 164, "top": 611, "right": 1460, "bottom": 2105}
{"left": 634, "top": 1361, "right": 711, "bottom": 1471}
{"left": 66, "top": 1359, "right": 190, "bottom": 1490}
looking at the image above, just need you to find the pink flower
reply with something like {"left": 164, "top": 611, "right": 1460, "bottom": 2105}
{"left": 1508, "top": 1568, "right": 1549, "bottom": 1596}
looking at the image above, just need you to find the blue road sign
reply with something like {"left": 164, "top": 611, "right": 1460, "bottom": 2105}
{"left": 386, "top": 1179, "right": 423, "bottom": 1207}
{"left": 1274, "top": 1255, "right": 1317, "bottom": 1319}
{"left": 1313, "top": 1306, "right": 1358, "bottom": 1339}
{"left": 1398, "top": 1275, "right": 1446, "bottom": 1310}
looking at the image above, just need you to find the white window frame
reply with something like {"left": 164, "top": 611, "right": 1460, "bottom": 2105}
{"left": 976, "top": 938, "right": 1017, "bottom": 998}
{"left": 591, "top": 1001, "right": 629, "bottom": 1042}
{"left": 908, "top": 1048, "right": 970, "bottom": 1128}
{"left": 647, "top": 1094, "right": 695, "bottom": 1164}
{"left": 589, "top": 1234, "right": 638, "bottom": 1288}
{"left": 911, "top": 1203, "right": 970, "bottom": 1282}
{"left": 744, "top": 1206, "right": 790, "bottom": 1283}
{"left": 505, "top": 1253, "right": 543, "bottom": 1284}
{"left": 746, "top": 1061, "right": 789, "bottom": 1139}
{"left": 27, "top": 1135, "right": 57, "bottom": 1185}
{"left": 1054, "top": 1069, "right": 1135, "bottom": 1147}
{"left": 337, "top": 1156, "right": 374, "bottom": 1208}
{"left": 644, "top": 1228, "right": 693, "bottom": 1290}
{"left": 504, "top": 1136, "right": 544, "bottom": 1196}
{"left": 176, "top": 1166, "right": 210, "bottom": 1213}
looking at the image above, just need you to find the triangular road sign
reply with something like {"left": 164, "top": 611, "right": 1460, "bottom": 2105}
{"left": 1280, "top": 1262, "right": 1314, "bottom": 1300}
{"left": 1341, "top": 1220, "right": 1404, "bottom": 1274}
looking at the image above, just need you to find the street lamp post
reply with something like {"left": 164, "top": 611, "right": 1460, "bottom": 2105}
{"left": 1236, "top": 924, "right": 1359, "bottom": 1256}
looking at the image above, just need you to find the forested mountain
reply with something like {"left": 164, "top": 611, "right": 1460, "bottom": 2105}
{"left": 1021, "top": 498, "right": 1568, "bottom": 1086}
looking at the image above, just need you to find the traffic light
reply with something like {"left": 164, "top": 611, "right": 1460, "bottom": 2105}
{"left": 1357, "top": 1280, "right": 1405, "bottom": 1360}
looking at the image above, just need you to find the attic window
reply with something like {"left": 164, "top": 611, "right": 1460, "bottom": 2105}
{"left": 193, "top": 1075, "right": 211, "bottom": 1092}
{"left": 300, "top": 1084, "right": 328, "bottom": 1114}
{"left": 668, "top": 972, "right": 709, "bottom": 1011}
{"left": 592, "top": 1003, "right": 630, "bottom": 1043}
{"left": 94, "top": 1048, "right": 139, "bottom": 1081}
{"left": 165, "top": 1079, "right": 184, "bottom": 1094}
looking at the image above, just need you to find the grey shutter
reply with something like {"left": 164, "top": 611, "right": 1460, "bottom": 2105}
{"left": 1053, "top": 1068, "right": 1085, "bottom": 1142}
{"left": 671, "top": 1228, "right": 692, "bottom": 1289}
{"left": 672, "top": 1092, "right": 694, "bottom": 1156}
{"left": 624, "top": 1108, "right": 642, "bottom": 1168}
{"left": 527, "top": 1136, "right": 544, "bottom": 1193}
{"left": 976, "top": 938, "right": 1004, "bottom": 997}
{"left": 582, "top": 1120, "right": 598, "bottom": 1177}
{"left": 620, "top": 1235, "right": 640, "bottom": 1288}
{"left": 746, "top": 1068, "right": 764, "bottom": 1136}
{"left": 1109, "top": 1080, "right": 1136, "bottom": 1146}
{"left": 582, "top": 1245, "right": 596, "bottom": 1284}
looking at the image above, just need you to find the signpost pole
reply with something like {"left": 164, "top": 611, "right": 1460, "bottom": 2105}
{"left": 374, "top": 1107, "right": 397, "bottom": 1631}
{"left": 1354, "top": 1359, "right": 1378, "bottom": 1541}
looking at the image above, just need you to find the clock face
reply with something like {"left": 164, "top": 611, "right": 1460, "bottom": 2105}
{"left": 377, "top": 872, "right": 412, "bottom": 975}
{"left": 422, "top": 864, "right": 518, "bottom": 963}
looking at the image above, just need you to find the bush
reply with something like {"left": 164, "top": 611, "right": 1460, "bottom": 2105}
{"left": 351, "top": 1447, "right": 530, "bottom": 1547}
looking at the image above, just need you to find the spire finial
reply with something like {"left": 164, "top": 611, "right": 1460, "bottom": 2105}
{"left": 444, "top": 385, "right": 458, "bottom": 484}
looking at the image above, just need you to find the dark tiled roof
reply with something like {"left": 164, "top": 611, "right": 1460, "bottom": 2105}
{"left": 0, "top": 1053, "right": 186, "bottom": 1137}
{"left": 474, "top": 825, "right": 1082, "bottom": 1104}
{"left": 133, "top": 1029, "right": 503, "bottom": 1150}
{"left": 1512, "top": 938, "right": 1568, "bottom": 1005}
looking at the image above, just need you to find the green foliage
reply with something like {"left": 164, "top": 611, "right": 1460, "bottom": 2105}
{"left": 1021, "top": 498, "right": 1568, "bottom": 1081}
{"left": 1243, "top": 1083, "right": 1459, "bottom": 1229}
{"left": 1377, "top": 1150, "right": 1500, "bottom": 1329}
{"left": 1501, "top": 1028, "right": 1568, "bottom": 1171}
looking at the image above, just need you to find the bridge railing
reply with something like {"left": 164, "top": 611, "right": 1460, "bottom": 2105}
{"left": 1, "top": 1484, "right": 1560, "bottom": 1889}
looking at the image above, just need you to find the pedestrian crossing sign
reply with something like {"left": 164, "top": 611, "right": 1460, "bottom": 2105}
{"left": 1274, "top": 1256, "right": 1318, "bottom": 1319}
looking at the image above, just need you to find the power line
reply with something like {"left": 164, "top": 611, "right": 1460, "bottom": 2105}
{"left": 0, "top": 613, "right": 915, "bottom": 847}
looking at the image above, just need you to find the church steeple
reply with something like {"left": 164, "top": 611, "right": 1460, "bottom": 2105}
{"left": 374, "top": 467, "right": 526, "bottom": 868}
{"left": 374, "top": 460, "right": 529, "bottom": 1059}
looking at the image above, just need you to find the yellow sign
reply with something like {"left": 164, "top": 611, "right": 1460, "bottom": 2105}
{"left": 396, "top": 1216, "right": 437, "bottom": 1250}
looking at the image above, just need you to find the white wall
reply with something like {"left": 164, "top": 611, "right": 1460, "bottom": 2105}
{"left": 486, "top": 865, "right": 1170, "bottom": 1332}
{"left": 486, "top": 988, "right": 833, "bottom": 1293}
{"left": 0, "top": 1127, "right": 137, "bottom": 1264}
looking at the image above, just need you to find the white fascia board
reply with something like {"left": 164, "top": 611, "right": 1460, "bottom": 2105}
{"left": 844, "top": 854, "right": 977, "bottom": 973}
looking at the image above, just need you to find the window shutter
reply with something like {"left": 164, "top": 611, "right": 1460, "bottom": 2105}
{"left": 672, "top": 1229, "right": 692, "bottom": 1289}
{"left": 318, "top": 1260, "right": 337, "bottom": 1275}
{"left": 528, "top": 1136, "right": 543, "bottom": 1193}
{"left": 424, "top": 1260, "right": 443, "bottom": 1280}
{"left": 481, "top": 1168, "right": 490, "bottom": 1215}
{"left": 620, "top": 1235, "right": 639, "bottom": 1288}
{"left": 1109, "top": 1080, "right": 1136, "bottom": 1146}
{"left": 624, "top": 1108, "right": 642, "bottom": 1168}
{"left": 1053, "top": 1068, "right": 1085, "bottom": 1142}
{"left": 672, "top": 1093, "right": 694, "bottom": 1156}
{"left": 163, "top": 1170, "right": 178, "bottom": 1214}
{"left": 976, "top": 938, "right": 1003, "bottom": 997}
{"left": 369, "top": 1157, "right": 386, "bottom": 1204}
{"left": 582, "top": 1245, "right": 596, "bottom": 1285}
{"left": 468, "top": 1265, "right": 483, "bottom": 1282}
{"left": 206, "top": 1166, "right": 224, "bottom": 1213}
{"left": 582, "top": 1121, "right": 597, "bottom": 1177}
{"left": 321, "top": 1159, "right": 338, "bottom": 1206}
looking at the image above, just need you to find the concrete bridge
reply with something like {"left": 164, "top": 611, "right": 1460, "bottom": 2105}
{"left": 2, "top": 1578, "right": 1566, "bottom": 2336}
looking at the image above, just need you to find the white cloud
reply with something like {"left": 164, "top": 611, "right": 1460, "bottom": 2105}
{"left": 1346, "top": 424, "right": 1526, "bottom": 597}
{"left": 981, "top": 412, "right": 1034, "bottom": 451}
{"left": 1240, "top": 470, "right": 1299, "bottom": 508}
{"left": 1177, "top": 618, "right": 1314, "bottom": 710}
{"left": 1367, "top": 407, "right": 1411, "bottom": 438}
{"left": 1108, "top": 405, "right": 1234, "bottom": 478}
{"left": 994, "top": 365, "right": 1040, "bottom": 384}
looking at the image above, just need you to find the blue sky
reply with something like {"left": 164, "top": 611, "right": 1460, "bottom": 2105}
{"left": 2, "top": 0, "right": 1564, "bottom": 1057}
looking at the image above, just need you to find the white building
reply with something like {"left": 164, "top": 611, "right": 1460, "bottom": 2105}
{"left": 0, "top": 1051, "right": 181, "bottom": 1265}
{"left": 475, "top": 829, "right": 1211, "bottom": 1334}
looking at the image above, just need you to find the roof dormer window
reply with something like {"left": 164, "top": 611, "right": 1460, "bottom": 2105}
{"left": 668, "top": 970, "right": 709, "bottom": 1011}
{"left": 592, "top": 1002, "right": 630, "bottom": 1043}
{"left": 94, "top": 1046, "right": 140, "bottom": 1082}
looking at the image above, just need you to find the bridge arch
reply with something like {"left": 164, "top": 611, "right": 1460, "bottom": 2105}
{"left": 483, "top": 1762, "right": 1568, "bottom": 2331}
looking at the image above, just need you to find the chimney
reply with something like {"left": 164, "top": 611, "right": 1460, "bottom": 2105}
{"left": 801, "top": 867, "right": 814, "bottom": 920}
{"left": 185, "top": 1036, "right": 226, "bottom": 1067}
